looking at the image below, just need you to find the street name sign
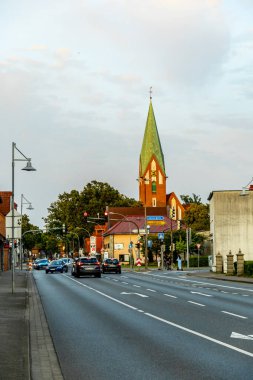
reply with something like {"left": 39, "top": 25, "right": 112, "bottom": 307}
{"left": 147, "top": 216, "right": 164, "bottom": 221}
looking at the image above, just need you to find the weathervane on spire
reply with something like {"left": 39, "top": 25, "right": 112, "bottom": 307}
{"left": 149, "top": 86, "right": 152, "bottom": 100}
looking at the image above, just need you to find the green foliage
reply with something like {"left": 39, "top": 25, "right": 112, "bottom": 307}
{"left": 180, "top": 194, "right": 202, "bottom": 205}
{"left": 189, "top": 255, "right": 209, "bottom": 267}
{"left": 46, "top": 180, "right": 140, "bottom": 233}
{"left": 244, "top": 261, "right": 253, "bottom": 276}
{"left": 183, "top": 203, "right": 209, "bottom": 232}
{"left": 22, "top": 214, "right": 41, "bottom": 250}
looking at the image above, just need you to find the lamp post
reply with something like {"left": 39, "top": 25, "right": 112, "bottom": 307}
{"left": 20, "top": 194, "right": 34, "bottom": 270}
{"left": 11, "top": 142, "right": 36, "bottom": 293}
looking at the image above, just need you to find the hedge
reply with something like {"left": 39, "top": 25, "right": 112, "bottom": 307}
{"left": 188, "top": 255, "right": 208, "bottom": 267}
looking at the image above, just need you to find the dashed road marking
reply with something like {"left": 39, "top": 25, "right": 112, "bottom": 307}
{"left": 221, "top": 311, "right": 247, "bottom": 319}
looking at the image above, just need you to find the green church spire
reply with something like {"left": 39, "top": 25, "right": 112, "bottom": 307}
{"left": 140, "top": 100, "right": 166, "bottom": 177}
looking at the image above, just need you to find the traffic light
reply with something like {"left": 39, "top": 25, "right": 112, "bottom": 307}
{"left": 169, "top": 207, "right": 176, "bottom": 219}
{"left": 177, "top": 220, "right": 181, "bottom": 230}
{"left": 104, "top": 211, "right": 108, "bottom": 223}
{"left": 83, "top": 211, "right": 88, "bottom": 223}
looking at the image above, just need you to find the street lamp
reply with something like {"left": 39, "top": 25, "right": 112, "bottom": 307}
{"left": 11, "top": 142, "right": 36, "bottom": 293}
{"left": 20, "top": 194, "right": 34, "bottom": 270}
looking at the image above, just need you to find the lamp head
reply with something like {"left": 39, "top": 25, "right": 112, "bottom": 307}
{"left": 27, "top": 204, "right": 34, "bottom": 210}
{"left": 22, "top": 159, "right": 36, "bottom": 171}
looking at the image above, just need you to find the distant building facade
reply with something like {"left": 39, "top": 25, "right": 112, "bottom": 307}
{"left": 209, "top": 188, "right": 253, "bottom": 271}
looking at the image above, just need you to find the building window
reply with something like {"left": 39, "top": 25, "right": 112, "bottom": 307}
{"left": 152, "top": 181, "right": 156, "bottom": 193}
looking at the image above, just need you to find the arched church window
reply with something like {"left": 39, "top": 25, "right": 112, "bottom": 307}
{"left": 152, "top": 181, "right": 156, "bottom": 193}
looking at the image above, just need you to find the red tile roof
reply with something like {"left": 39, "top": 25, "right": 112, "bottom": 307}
{"left": 103, "top": 215, "right": 178, "bottom": 236}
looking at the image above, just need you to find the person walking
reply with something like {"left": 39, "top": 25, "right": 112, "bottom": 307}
{"left": 157, "top": 255, "right": 161, "bottom": 270}
{"left": 177, "top": 254, "right": 182, "bottom": 271}
{"left": 166, "top": 255, "right": 172, "bottom": 270}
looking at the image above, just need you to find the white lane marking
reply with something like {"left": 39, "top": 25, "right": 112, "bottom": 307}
{"left": 164, "top": 294, "right": 177, "bottom": 298}
{"left": 145, "top": 312, "right": 253, "bottom": 358}
{"left": 133, "top": 285, "right": 141, "bottom": 288}
{"left": 121, "top": 292, "right": 149, "bottom": 298}
{"left": 122, "top": 282, "right": 128, "bottom": 284}
{"left": 66, "top": 275, "right": 253, "bottom": 358}
{"left": 146, "top": 289, "right": 156, "bottom": 292}
{"left": 145, "top": 273, "right": 253, "bottom": 292}
{"left": 242, "top": 295, "right": 249, "bottom": 297}
{"left": 138, "top": 310, "right": 144, "bottom": 313}
{"left": 188, "top": 301, "right": 205, "bottom": 307}
{"left": 113, "top": 279, "right": 119, "bottom": 282}
{"left": 121, "top": 276, "right": 129, "bottom": 278}
{"left": 231, "top": 332, "right": 253, "bottom": 340}
{"left": 221, "top": 311, "right": 247, "bottom": 319}
{"left": 191, "top": 291, "right": 212, "bottom": 297}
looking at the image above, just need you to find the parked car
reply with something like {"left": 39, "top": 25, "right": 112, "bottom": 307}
{"left": 71, "top": 257, "right": 101, "bottom": 278}
{"left": 34, "top": 259, "right": 49, "bottom": 270}
{"left": 45, "top": 260, "right": 68, "bottom": 274}
{"left": 102, "top": 258, "right": 121, "bottom": 274}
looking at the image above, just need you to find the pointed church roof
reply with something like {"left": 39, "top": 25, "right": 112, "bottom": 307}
{"left": 140, "top": 100, "right": 166, "bottom": 176}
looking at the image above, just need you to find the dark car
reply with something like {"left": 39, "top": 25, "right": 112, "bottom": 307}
{"left": 71, "top": 257, "right": 101, "bottom": 278}
{"left": 45, "top": 260, "right": 68, "bottom": 274}
{"left": 102, "top": 258, "right": 121, "bottom": 274}
{"left": 34, "top": 259, "right": 49, "bottom": 270}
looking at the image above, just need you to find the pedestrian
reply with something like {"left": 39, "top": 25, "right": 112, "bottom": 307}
{"left": 166, "top": 255, "right": 172, "bottom": 270}
{"left": 157, "top": 255, "right": 161, "bottom": 270}
{"left": 177, "top": 254, "right": 183, "bottom": 271}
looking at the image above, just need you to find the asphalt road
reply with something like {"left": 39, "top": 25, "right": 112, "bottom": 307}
{"left": 33, "top": 269, "right": 253, "bottom": 380}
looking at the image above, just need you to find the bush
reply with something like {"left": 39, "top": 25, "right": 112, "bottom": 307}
{"left": 244, "top": 261, "right": 253, "bottom": 276}
{"left": 189, "top": 255, "right": 208, "bottom": 267}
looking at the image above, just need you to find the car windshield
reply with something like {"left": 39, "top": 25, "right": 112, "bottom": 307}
{"left": 80, "top": 258, "right": 97, "bottom": 264}
{"left": 105, "top": 259, "right": 118, "bottom": 264}
{"left": 51, "top": 260, "right": 62, "bottom": 265}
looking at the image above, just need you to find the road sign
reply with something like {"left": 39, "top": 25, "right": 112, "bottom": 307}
{"left": 158, "top": 233, "right": 164, "bottom": 240}
{"left": 132, "top": 229, "right": 146, "bottom": 234}
{"left": 148, "top": 221, "right": 165, "bottom": 225}
{"left": 146, "top": 216, "right": 164, "bottom": 221}
{"left": 196, "top": 244, "right": 201, "bottom": 249}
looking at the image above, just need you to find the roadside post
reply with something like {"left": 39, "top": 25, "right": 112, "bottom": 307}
{"left": 197, "top": 243, "right": 201, "bottom": 269}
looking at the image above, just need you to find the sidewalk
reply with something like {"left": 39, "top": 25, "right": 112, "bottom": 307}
{"left": 0, "top": 269, "right": 63, "bottom": 380}
{"left": 185, "top": 268, "right": 253, "bottom": 284}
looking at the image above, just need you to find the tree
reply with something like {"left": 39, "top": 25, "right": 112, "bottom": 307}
{"left": 45, "top": 180, "right": 141, "bottom": 241}
{"left": 180, "top": 194, "right": 202, "bottom": 205}
{"left": 183, "top": 203, "right": 209, "bottom": 231}
{"left": 22, "top": 214, "right": 41, "bottom": 251}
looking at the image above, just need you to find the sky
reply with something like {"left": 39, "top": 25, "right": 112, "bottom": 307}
{"left": 1, "top": 0, "right": 253, "bottom": 228}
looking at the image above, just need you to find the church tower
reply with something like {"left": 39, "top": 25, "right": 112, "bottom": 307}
{"left": 139, "top": 94, "right": 167, "bottom": 207}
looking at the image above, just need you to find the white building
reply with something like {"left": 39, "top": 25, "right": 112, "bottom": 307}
{"left": 208, "top": 188, "right": 253, "bottom": 272}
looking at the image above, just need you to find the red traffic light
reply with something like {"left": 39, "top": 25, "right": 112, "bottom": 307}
{"left": 83, "top": 212, "right": 88, "bottom": 217}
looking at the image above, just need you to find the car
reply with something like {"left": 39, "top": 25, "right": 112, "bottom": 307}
{"left": 71, "top": 257, "right": 101, "bottom": 278}
{"left": 33, "top": 259, "right": 49, "bottom": 270}
{"left": 59, "top": 258, "right": 73, "bottom": 267}
{"left": 45, "top": 260, "right": 68, "bottom": 274}
{"left": 102, "top": 258, "right": 121, "bottom": 274}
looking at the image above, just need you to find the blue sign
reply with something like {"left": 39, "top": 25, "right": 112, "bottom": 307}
{"left": 146, "top": 216, "right": 164, "bottom": 221}
{"left": 158, "top": 233, "right": 164, "bottom": 240}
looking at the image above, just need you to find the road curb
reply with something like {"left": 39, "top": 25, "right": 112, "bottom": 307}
{"left": 28, "top": 272, "right": 64, "bottom": 380}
